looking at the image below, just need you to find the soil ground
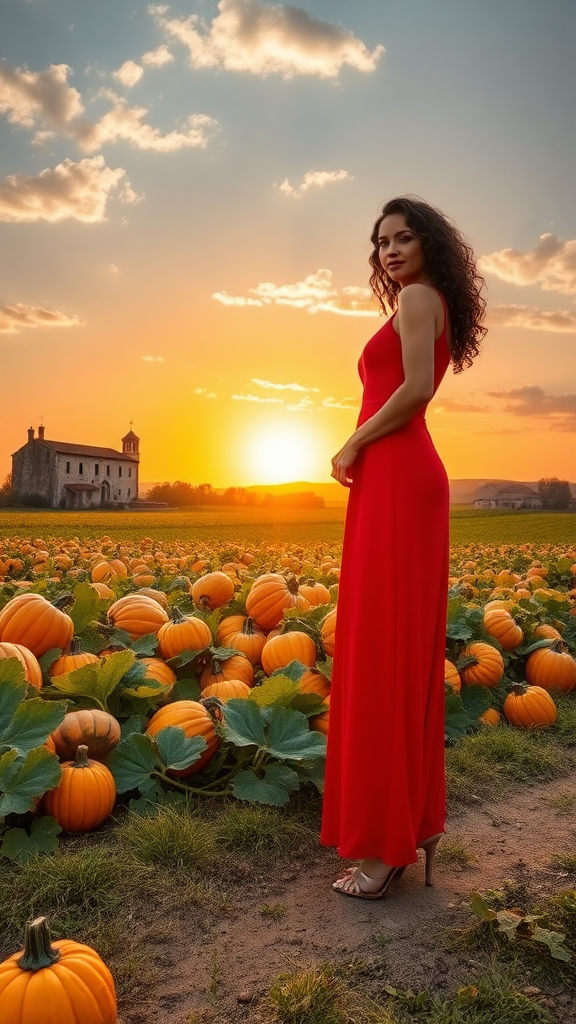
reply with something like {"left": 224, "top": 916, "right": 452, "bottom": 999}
{"left": 118, "top": 769, "right": 576, "bottom": 1024}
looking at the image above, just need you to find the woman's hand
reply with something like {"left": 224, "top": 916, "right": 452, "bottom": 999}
{"left": 331, "top": 437, "right": 360, "bottom": 488}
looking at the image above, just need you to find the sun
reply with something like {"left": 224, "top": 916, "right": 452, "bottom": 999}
{"left": 246, "top": 423, "right": 323, "bottom": 484}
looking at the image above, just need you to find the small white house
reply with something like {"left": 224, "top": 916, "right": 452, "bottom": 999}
{"left": 472, "top": 482, "right": 543, "bottom": 510}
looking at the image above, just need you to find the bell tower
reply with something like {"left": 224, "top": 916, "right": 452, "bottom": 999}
{"left": 121, "top": 421, "right": 139, "bottom": 458}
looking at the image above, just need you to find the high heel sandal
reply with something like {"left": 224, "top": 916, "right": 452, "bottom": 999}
{"left": 417, "top": 833, "right": 443, "bottom": 886}
{"left": 333, "top": 864, "right": 405, "bottom": 900}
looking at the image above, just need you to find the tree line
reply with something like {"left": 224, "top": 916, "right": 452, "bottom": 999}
{"left": 145, "top": 481, "right": 325, "bottom": 509}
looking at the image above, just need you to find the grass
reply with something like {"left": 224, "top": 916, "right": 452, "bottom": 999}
{"left": 437, "top": 838, "right": 478, "bottom": 866}
{"left": 116, "top": 805, "right": 218, "bottom": 868}
{"left": 548, "top": 792, "right": 576, "bottom": 814}
{"left": 260, "top": 903, "right": 287, "bottom": 918}
{"left": 213, "top": 802, "right": 317, "bottom": 856}
{"left": 550, "top": 852, "right": 576, "bottom": 873}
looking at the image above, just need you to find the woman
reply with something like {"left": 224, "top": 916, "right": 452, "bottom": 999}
{"left": 320, "top": 195, "right": 486, "bottom": 899}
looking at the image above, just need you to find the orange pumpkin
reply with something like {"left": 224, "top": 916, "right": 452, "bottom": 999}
{"left": 245, "top": 573, "right": 309, "bottom": 631}
{"left": 298, "top": 581, "right": 331, "bottom": 606}
{"left": 107, "top": 594, "right": 169, "bottom": 640}
{"left": 479, "top": 707, "right": 501, "bottom": 726}
{"left": 0, "top": 642, "right": 42, "bottom": 688}
{"left": 0, "top": 593, "right": 74, "bottom": 658}
{"left": 49, "top": 637, "right": 99, "bottom": 677}
{"left": 459, "top": 642, "right": 504, "bottom": 688}
{"left": 199, "top": 653, "right": 254, "bottom": 691}
{"left": 42, "top": 745, "right": 116, "bottom": 832}
{"left": 201, "top": 679, "right": 251, "bottom": 702}
{"left": 145, "top": 700, "right": 219, "bottom": 776}
{"left": 89, "top": 581, "right": 115, "bottom": 600}
{"left": 49, "top": 710, "right": 121, "bottom": 761}
{"left": 319, "top": 607, "right": 337, "bottom": 657}
{"left": 261, "top": 630, "right": 317, "bottom": 675}
{"left": 298, "top": 668, "right": 330, "bottom": 701}
{"left": 0, "top": 916, "right": 117, "bottom": 1024}
{"left": 444, "top": 659, "right": 461, "bottom": 694}
{"left": 136, "top": 587, "right": 169, "bottom": 609}
{"left": 483, "top": 607, "right": 523, "bottom": 651}
{"left": 525, "top": 639, "right": 576, "bottom": 694}
{"left": 310, "top": 695, "right": 330, "bottom": 735}
{"left": 139, "top": 657, "right": 177, "bottom": 697}
{"left": 216, "top": 615, "right": 266, "bottom": 665}
{"left": 157, "top": 608, "right": 212, "bottom": 660}
{"left": 191, "top": 571, "right": 235, "bottom": 611}
{"left": 503, "top": 683, "right": 557, "bottom": 729}
{"left": 533, "top": 623, "right": 563, "bottom": 642}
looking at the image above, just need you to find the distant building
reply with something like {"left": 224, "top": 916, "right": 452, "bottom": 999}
{"left": 12, "top": 425, "right": 140, "bottom": 509}
{"left": 472, "top": 482, "right": 543, "bottom": 510}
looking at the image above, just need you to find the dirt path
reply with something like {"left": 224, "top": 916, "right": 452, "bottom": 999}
{"left": 121, "top": 771, "right": 576, "bottom": 1024}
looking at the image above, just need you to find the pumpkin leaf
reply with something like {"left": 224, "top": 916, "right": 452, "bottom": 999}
{"left": 48, "top": 650, "right": 136, "bottom": 712}
{"left": 444, "top": 689, "right": 471, "bottom": 742}
{"left": 270, "top": 660, "right": 306, "bottom": 682}
{"left": 266, "top": 706, "right": 327, "bottom": 761}
{"left": 0, "top": 747, "right": 62, "bottom": 816}
{"left": 232, "top": 763, "right": 300, "bottom": 806}
{"left": 221, "top": 698, "right": 267, "bottom": 748}
{"left": 166, "top": 646, "right": 210, "bottom": 670}
{"left": 129, "top": 783, "right": 188, "bottom": 816}
{"left": 171, "top": 678, "right": 201, "bottom": 702}
{"left": 107, "top": 628, "right": 134, "bottom": 649}
{"left": 37, "top": 647, "right": 65, "bottom": 677}
{"left": 469, "top": 892, "right": 497, "bottom": 922}
{"left": 130, "top": 633, "right": 159, "bottom": 657}
{"left": 290, "top": 692, "right": 327, "bottom": 718}
{"left": 153, "top": 726, "right": 207, "bottom": 772}
{"left": 0, "top": 697, "right": 67, "bottom": 756}
{"left": 293, "top": 758, "right": 325, "bottom": 793}
{"left": 0, "top": 659, "right": 28, "bottom": 732}
{"left": 107, "top": 732, "right": 158, "bottom": 793}
{"left": 70, "top": 582, "right": 101, "bottom": 634}
{"left": 249, "top": 675, "right": 301, "bottom": 708}
{"left": 316, "top": 656, "right": 332, "bottom": 681}
{"left": 0, "top": 816, "right": 62, "bottom": 864}
{"left": 531, "top": 924, "right": 572, "bottom": 962}
{"left": 460, "top": 685, "right": 493, "bottom": 722}
{"left": 120, "top": 715, "right": 146, "bottom": 739}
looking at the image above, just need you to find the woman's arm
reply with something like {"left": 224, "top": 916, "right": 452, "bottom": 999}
{"left": 331, "top": 285, "right": 437, "bottom": 486}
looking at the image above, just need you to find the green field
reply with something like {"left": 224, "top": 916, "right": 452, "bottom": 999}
{"left": 1, "top": 507, "right": 574, "bottom": 546}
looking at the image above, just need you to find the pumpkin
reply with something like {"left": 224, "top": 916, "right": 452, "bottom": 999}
{"left": 199, "top": 653, "right": 254, "bottom": 691}
{"left": 319, "top": 607, "right": 337, "bottom": 657}
{"left": 503, "top": 683, "right": 557, "bottom": 729}
{"left": 191, "top": 571, "right": 235, "bottom": 611}
{"left": 216, "top": 615, "right": 266, "bottom": 665}
{"left": 245, "top": 573, "right": 309, "bottom": 631}
{"left": 298, "top": 580, "right": 331, "bottom": 606}
{"left": 42, "top": 745, "right": 116, "bottom": 832}
{"left": 261, "top": 630, "right": 317, "bottom": 675}
{"left": 49, "top": 637, "right": 99, "bottom": 677}
{"left": 145, "top": 700, "right": 219, "bottom": 776}
{"left": 91, "top": 558, "right": 128, "bottom": 582}
{"left": 0, "top": 916, "right": 117, "bottom": 1024}
{"left": 444, "top": 659, "right": 461, "bottom": 694}
{"left": 107, "top": 594, "right": 169, "bottom": 640}
{"left": 0, "top": 593, "right": 74, "bottom": 658}
{"left": 533, "top": 623, "right": 563, "bottom": 642}
{"left": 136, "top": 587, "right": 169, "bottom": 609}
{"left": 458, "top": 642, "right": 504, "bottom": 688}
{"left": 0, "top": 642, "right": 42, "bottom": 688}
{"left": 157, "top": 608, "right": 212, "bottom": 660}
{"left": 90, "top": 581, "right": 115, "bottom": 600}
{"left": 49, "top": 710, "right": 121, "bottom": 761}
{"left": 139, "top": 657, "right": 177, "bottom": 697}
{"left": 310, "top": 695, "right": 330, "bottom": 735}
{"left": 479, "top": 707, "right": 501, "bottom": 726}
{"left": 298, "top": 668, "right": 331, "bottom": 701}
{"left": 201, "top": 679, "right": 251, "bottom": 702}
{"left": 525, "top": 639, "right": 576, "bottom": 694}
{"left": 483, "top": 607, "right": 523, "bottom": 651}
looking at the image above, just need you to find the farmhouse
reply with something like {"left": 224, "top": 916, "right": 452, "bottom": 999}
{"left": 472, "top": 482, "right": 543, "bottom": 509}
{"left": 12, "top": 426, "right": 140, "bottom": 509}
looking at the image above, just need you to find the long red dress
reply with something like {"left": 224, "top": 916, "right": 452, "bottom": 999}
{"left": 320, "top": 292, "right": 451, "bottom": 867}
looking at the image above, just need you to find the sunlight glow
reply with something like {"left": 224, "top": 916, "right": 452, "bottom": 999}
{"left": 246, "top": 424, "right": 323, "bottom": 484}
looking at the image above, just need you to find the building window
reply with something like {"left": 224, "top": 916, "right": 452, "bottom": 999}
{"left": 66, "top": 461, "right": 70, "bottom": 474}
{"left": 79, "top": 462, "right": 83, "bottom": 475}
{"left": 127, "top": 488, "right": 131, "bottom": 497}
{"left": 95, "top": 464, "right": 99, "bottom": 476}
{"left": 119, "top": 466, "right": 122, "bottom": 477}
{"left": 106, "top": 465, "right": 110, "bottom": 476}
{"left": 128, "top": 468, "right": 132, "bottom": 478}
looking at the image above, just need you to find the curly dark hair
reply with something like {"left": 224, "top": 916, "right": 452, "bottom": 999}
{"left": 368, "top": 195, "right": 486, "bottom": 373}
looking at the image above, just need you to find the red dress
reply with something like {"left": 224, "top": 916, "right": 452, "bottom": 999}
{"left": 320, "top": 292, "right": 451, "bottom": 866}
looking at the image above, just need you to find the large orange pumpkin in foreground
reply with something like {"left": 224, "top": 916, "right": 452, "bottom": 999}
{"left": 261, "top": 630, "right": 317, "bottom": 675}
{"left": 107, "top": 594, "right": 169, "bottom": 640}
{"left": 525, "top": 639, "right": 576, "bottom": 694}
{"left": 145, "top": 700, "right": 219, "bottom": 776}
{"left": 0, "top": 593, "right": 74, "bottom": 658}
{"left": 0, "top": 916, "right": 117, "bottom": 1024}
{"left": 191, "top": 571, "right": 235, "bottom": 610}
{"left": 503, "top": 683, "right": 557, "bottom": 729}
{"left": 458, "top": 642, "right": 504, "bottom": 688}
{"left": 157, "top": 608, "right": 212, "bottom": 660}
{"left": 0, "top": 642, "right": 42, "bottom": 688}
{"left": 49, "top": 710, "right": 121, "bottom": 761}
{"left": 245, "top": 573, "right": 309, "bottom": 630}
{"left": 42, "top": 745, "right": 116, "bottom": 832}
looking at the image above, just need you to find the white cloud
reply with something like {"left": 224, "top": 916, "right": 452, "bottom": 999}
{"left": 0, "top": 303, "right": 81, "bottom": 334}
{"left": 141, "top": 355, "right": 165, "bottom": 362}
{"left": 141, "top": 45, "right": 174, "bottom": 67}
{"left": 103, "top": 263, "right": 119, "bottom": 274}
{"left": 77, "top": 94, "right": 217, "bottom": 153}
{"left": 279, "top": 169, "right": 351, "bottom": 199}
{"left": 0, "top": 61, "right": 83, "bottom": 132}
{"left": 151, "top": 0, "right": 384, "bottom": 78}
{"left": 213, "top": 268, "right": 379, "bottom": 316}
{"left": 287, "top": 396, "right": 315, "bottom": 412}
{"left": 251, "top": 378, "right": 316, "bottom": 392}
{"left": 231, "top": 393, "right": 283, "bottom": 403}
{"left": 112, "top": 60, "right": 144, "bottom": 89}
{"left": 0, "top": 156, "right": 137, "bottom": 223}
{"left": 322, "top": 396, "right": 360, "bottom": 410}
{"left": 193, "top": 387, "right": 217, "bottom": 397}
{"left": 479, "top": 234, "right": 576, "bottom": 295}
{"left": 488, "top": 303, "right": 576, "bottom": 333}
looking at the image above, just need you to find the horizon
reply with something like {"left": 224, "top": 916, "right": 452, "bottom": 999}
{"left": 1, "top": 0, "right": 575, "bottom": 486}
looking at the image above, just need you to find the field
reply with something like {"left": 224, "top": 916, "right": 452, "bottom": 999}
{"left": 1, "top": 506, "right": 575, "bottom": 545}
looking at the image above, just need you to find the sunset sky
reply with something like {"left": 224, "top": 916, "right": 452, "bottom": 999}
{"left": 1, "top": 0, "right": 575, "bottom": 488}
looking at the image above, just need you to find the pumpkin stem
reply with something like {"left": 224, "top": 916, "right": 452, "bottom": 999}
{"left": 69, "top": 636, "right": 82, "bottom": 655}
{"left": 243, "top": 616, "right": 255, "bottom": 636}
{"left": 171, "top": 607, "right": 188, "bottom": 623}
{"left": 52, "top": 592, "right": 74, "bottom": 610}
{"left": 286, "top": 575, "right": 301, "bottom": 596}
{"left": 509, "top": 683, "right": 528, "bottom": 695}
{"left": 18, "top": 917, "right": 61, "bottom": 971}
{"left": 73, "top": 744, "right": 90, "bottom": 768}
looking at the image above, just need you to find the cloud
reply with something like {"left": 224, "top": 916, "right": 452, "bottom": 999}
{"left": 193, "top": 387, "right": 217, "bottom": 397}
{"left": 77, "top": 93, "right": 217, "bottom": 152}
{"left": 103, "top": 263, "right": 119, "bottom": 274}
{"left": 0, "top": 61, "right": 83, "bottom": 134}
{"left": 141, "top": 355, "right": 165, "bottom": 362}
{"left": 0, "top": 156, "right": 138, "bottom": 223}
{"left": 251, "top": 378, "right": 318, "bottom": 392}
{"left": 488, "top": 385, "right": 576, "bottom": 431}
{"left": 141, "top": 45, "right": 174, "bottom": 67}
{"left": 287, "top": 396, "right": 315, "bottom": 412}
{"left": 213, "top": 268, "right": 378, "bottom": 317}
{"left": 432, "top": 398, "right": 489, "bottom": 414}
{"left": 231, "top": 393, "right": 283, "bottom": 403}
{"left": 0, "top": 303, "right": 81, "bottom": 334}
{"left": 112, "top": 60, "right": 144, "bottom": 88}
{"left": 322, "top": 396, "right": 360, "bottom": 410}
{"left": 479, "top": 234, "right": 576, "bottom": 295}
{"left": 151, "top": 0, "right": 384, "bottom": 78}
{"left": 488, "top": 304, "right": 576, "bottom": 333}
{"left": 279, "top": 169, "right": 351, "bottom": 199}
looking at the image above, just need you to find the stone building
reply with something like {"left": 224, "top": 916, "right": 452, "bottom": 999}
{"left": 12, "top": 426, "right": 140, "bottom": 509}
{"left": 472, "top": 482, "right": 543, "bottom": 509}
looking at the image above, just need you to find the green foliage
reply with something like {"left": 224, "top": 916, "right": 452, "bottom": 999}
{"left": 445, "top": 683, "right": 492, "bottom": 742}
{"left": 43, "top": 649, "right": 169, "bottom": 718}
{"left": 107, "top": 728, "right": 207, "bottom": 794}
{"left": 470, "top": 891, "right": 572, "bottom": 961}
{"left": 1, "top": 816, "right": 61, "bottom": 863}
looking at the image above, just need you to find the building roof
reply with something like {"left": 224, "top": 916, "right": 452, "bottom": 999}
{"left": 474, "top": 481, "right": 540, "bottom": 496}
{"left": 30, "top": 440, "right": 138, "bottom": 461}
{"left": 122, "top": 430, "right": 139, "bottom": 441}
{"left": 64, "top": 483, "right": 100, "bottom": 492}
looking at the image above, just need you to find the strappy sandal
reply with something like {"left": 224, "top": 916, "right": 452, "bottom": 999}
{"left": 332, "top": 864, "right": 405, "bottom": 900}
{"left": 417, "top": 833, "right": 443, "bottom": 887}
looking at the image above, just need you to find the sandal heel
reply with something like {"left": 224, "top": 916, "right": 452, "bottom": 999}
{"left": 419, "top": 834, "right": 442, "bottom": 886}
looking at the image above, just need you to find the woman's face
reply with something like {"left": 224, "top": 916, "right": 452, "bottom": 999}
{"left": 377, "top": 213, "right": 427, "bottom": 287}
